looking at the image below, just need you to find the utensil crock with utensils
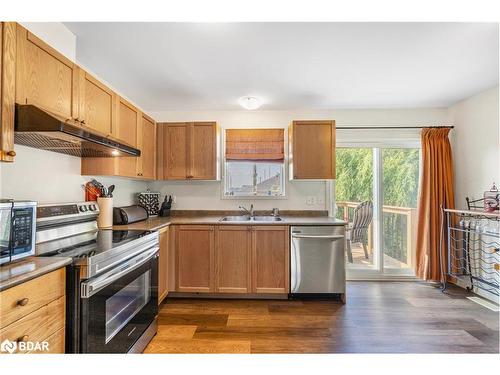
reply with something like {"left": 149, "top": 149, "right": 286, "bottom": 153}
{"left": 97, "top": 197, "right": 113, "bottom": 228}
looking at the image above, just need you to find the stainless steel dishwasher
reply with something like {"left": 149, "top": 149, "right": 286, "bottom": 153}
{"left": 290, "top": 225, "right": 346, "bottom": 302}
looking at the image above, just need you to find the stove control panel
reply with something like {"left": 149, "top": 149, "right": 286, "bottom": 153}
{"left": 37, "top": 202, "right": 100, "bottom": 220}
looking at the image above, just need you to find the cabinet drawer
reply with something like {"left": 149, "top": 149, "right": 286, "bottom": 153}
{"left": 0, "top": 268, "right": 65, "bottom": 329}
{"left": 27, "top": 327, "right": 65, "bottom": 354}
{"left": 0, "top": 296, "right": 65, "bottom": 353}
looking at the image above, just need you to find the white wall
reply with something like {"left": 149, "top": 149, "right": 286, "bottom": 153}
{"left": 447, "top": 86, "right": 500, "bottom": 208}
{"left": 0, "top": 146, "right": 147, "bottom": 206}
{"left": 20, "top": 22, "right": 76, "bottom": 61}
{"left": 149, "top": 108, "right": 449, "bottom": 211}
{"left": 0, "top": 22, "right": 149, "bottom": 206}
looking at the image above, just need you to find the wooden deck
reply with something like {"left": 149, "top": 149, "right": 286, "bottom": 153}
{"left": 350, "top": 243, "right": 410, "bottom": 269}
{"left": 144, "top": 282, "right": 499, "bottom": 353}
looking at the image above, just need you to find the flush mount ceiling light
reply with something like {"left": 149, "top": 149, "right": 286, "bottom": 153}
{"left": 238, "top": 96, "right": 262, "bottom": 110}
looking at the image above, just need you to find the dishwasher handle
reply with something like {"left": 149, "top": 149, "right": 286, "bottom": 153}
{"left": 291, "top": 234, "right": 345, "bottom": 240}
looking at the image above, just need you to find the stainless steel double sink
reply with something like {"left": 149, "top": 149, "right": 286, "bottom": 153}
{"left": 220, "top": 215, "right": 282, "bottom": 222}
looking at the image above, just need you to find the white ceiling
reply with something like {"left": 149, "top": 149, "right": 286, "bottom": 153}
{"left": 64, "top": 22, "right": 499, "bottom": 111}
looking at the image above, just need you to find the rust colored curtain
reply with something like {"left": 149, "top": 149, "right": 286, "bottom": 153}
{"left": 415, "top": 128, "right": 455, "bottom": 281}
{"left": 226, "top": 129, "right": 284, "bottom": 161}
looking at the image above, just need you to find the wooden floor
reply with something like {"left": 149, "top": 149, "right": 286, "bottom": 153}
{"left": 144, "top": 282, "right": 499, "bottom": 354}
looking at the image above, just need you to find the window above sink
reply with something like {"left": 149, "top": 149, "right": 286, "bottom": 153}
{"left": 224, "top": 161, "right": 285, "bottom": 198}
{"left": 223, "top": 129, "right": 286, "bottom": 199}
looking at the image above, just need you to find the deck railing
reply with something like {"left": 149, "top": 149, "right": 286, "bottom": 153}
{"left": 336, "top": 201, "right": 417, "bottom": 268}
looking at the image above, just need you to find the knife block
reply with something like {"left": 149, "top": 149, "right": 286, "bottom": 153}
{"left": 97, "top": 197, "right": 113, "bottom": 228}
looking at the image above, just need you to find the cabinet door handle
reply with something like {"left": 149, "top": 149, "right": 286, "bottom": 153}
{"left": 17, "top": 335, "right": 29, "bottom": 343}
{"left": 17, "top": 298, "right": 29, "bottom": 306}
{"left": 186, "top": 175, "right": 193, "bottom": 179}
{"left": 81, "top": 120, "right": 85, "bottom": 125}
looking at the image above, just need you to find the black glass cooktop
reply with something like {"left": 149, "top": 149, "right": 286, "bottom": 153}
{"left": 46, "top": 229, "right": 151, "bottom": 259}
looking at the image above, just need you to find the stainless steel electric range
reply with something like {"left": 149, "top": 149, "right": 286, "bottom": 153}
{"left": 35, "top": 202, "right": 159, "bottom": 354}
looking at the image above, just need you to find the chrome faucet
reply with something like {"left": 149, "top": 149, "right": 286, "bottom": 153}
{"left": 239, "top": 204, "right": 254, "bottom": 217}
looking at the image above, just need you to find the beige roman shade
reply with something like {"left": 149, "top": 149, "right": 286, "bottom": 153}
{"left": 225, "top": 129, "right": 285, "bottom": 161}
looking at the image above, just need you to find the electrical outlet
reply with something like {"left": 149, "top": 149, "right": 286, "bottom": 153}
{"left": 306, "top": 196, "right": 315, "bottom": 205}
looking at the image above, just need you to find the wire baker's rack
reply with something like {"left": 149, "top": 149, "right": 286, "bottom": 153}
{"left": 441, "top": 208, "right": 500, "bottom": 299}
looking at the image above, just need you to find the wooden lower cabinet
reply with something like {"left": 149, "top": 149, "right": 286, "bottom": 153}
{"left": 175, "top": 225, "right": 215, "bottom": 293}
{"left": 215, "top": 226, "right": 252, "bottom": 293}
{"left": 174, "top": 225, "right": 289, "bottom": 296}
{"left": 158, "top": 226, "right": 169, "bottom": 304}
{"left": 0, "top": 268, "right": 66, "bottom": 354}
{"left": 30, "top": 328, "right": 65, "bottom": 354}
{"left": 251, "top": 226, "right": 289, "bottom": 294}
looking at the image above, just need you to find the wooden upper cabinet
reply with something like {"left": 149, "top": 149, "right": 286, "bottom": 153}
{"left": 176, "top": 225, "right": 215, "bottom": 293}
{"left": 251, "top": 226, "right": 289, "bottom": 294}
{"left": 157, "top": 122, "right": 217, "bottom": 180}
{"left": 158, "top": 122, "right": 189, "bottom": 179}
{"left": 289, "top": 120, "right": 336, "bottom": 180}
{"left": 190, "top": 122, "right": 217, "bottom": 180}
{"left": 81, "top": 96, "right": 137, "bottom": 177}
{"left": 116, "top": 97, "right": 138, "bottom": 147}
{"left": 215, "top": 226, "right": 252, "bottom": 293}
{"left": 16, "top": 24, "right": 116, "bottom": 138}
{"left": 1, "top": 22, "right": 17, "bottom": 162}
{"left": 77, "top": 69, "right": 115, "bottom": 136}
{"left": 137, "top": 114, "right": 156, "bottom": 179}
{"left": 15, "top": 24, "right": 77, "bottom": 120}
{"left": 116, "top": 97, "right": 139, "bottom": 177}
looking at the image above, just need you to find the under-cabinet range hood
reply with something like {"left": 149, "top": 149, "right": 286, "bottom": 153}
{"left": 14, "top": 104, "right": 140, "bottom": 158}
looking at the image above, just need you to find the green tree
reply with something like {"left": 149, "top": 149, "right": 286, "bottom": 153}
{"left": 336, "top": 147, "right": 420, "bottom": 264}
{"left": 336, "top": 148, "right": 373, "bottom": 203}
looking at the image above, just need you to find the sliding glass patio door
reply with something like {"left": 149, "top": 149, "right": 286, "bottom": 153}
{"left": 335, "top": 144, "right": 420, "bottom": 279}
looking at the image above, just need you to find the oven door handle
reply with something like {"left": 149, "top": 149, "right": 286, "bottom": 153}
{"left": 81, "top": 246, "right": 159, "bottom": 298}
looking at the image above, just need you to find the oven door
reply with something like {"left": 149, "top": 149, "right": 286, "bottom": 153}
{"left": 80, "top": 247, "right": 158, "bottom": 353}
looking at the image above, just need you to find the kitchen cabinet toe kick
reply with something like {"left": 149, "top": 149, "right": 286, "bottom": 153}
{"left": 165, "top": 292, "right": 289, "bottom": 300}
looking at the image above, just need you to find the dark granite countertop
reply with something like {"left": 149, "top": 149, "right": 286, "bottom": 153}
{"left": 113, "top": 210, "right": 346, "bottom": 231}
{"left": 0, "top": 256, "right": 72, "bottom": 292}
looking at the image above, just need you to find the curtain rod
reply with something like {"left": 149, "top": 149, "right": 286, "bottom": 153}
{"left": 337, "top": 125, "right": 454, "bottom": 130}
